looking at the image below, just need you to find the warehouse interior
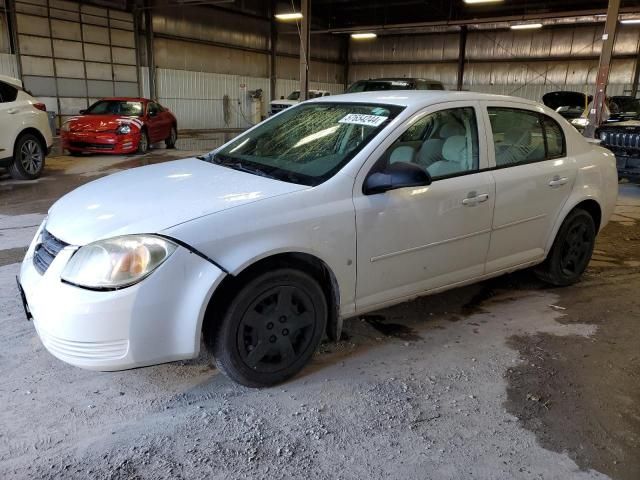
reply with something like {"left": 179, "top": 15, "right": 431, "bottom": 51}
{"left": 2, "top": 0, "right": 640, "bottom": 130}
{"left": 1, "top": 1, "right": 640, "bottom": 480}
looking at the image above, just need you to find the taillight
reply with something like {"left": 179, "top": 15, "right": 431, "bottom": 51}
{"left": 33, "top": 103, "right": 47, "bottom": 112}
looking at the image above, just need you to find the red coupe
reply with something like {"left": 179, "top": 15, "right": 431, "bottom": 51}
{"left": 61, "top": 97, "right": 177, "bottom": 155}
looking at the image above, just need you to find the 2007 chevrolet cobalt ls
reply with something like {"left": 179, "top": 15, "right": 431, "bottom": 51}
{"left": 18, "top": 91, "right": 618, "bottom": 387}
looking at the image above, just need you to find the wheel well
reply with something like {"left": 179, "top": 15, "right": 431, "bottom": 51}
{"left": 202, "top": 253, "right": 341, "bottom": 345}
{"left": 14, "top": 128, "right": 46, "bottom": 155}
{"left": 574, "top": 199, "right": 602, "bottom": 232}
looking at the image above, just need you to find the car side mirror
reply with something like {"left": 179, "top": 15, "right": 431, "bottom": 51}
{"left": 79, "top": 109, "right": 86, "bottom": 114}
{"left": 364, "top": 162, "right": 432, "bottom": 195}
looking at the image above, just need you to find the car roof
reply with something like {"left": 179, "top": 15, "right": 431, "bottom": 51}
{"left": 357, "top": 77, "right": 443, "bottom": 83}
{"left": 309, "top": 90, "right": 542, "bottom": 108}
{"left": 0, "top": 74, "right": 23, "bottom": 88}
{"left": 96, "top": 97, "right": 150, "bottom": 102}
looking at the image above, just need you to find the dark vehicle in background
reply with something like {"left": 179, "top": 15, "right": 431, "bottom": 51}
{"left": 596, "top": 96, "right": 640, "bottom": 182}
{"left": 346, "top": 77, "right": 445, "bottom": 93}
{"left": 542, "top": 91, "right": 592, "bottom": 121}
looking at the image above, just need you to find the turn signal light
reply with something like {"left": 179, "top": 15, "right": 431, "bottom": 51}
{"left": 33, "top": 103, "right": 47, "bottom": 112}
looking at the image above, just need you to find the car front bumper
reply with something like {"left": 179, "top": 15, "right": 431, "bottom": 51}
{"left": 18, "top": 226, "right": 226, "bottom": 371}
{"left": 615, "top": 155, "right": 640, "bottom": 182}
{"left": 62, "top": 131, "right": 140, "bottom": 154}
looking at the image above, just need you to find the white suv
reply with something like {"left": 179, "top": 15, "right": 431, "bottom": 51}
{"left": 0, "top": 75, "right": 53, "bottom": 180}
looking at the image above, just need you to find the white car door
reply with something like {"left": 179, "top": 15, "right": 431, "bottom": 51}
{"left": 0, "top": 80, "right": 20, "bottom": 158}
{"left": 482, "top": 102, "right": 577, "bottom": 273}
{"left": 353, "top": 102, "right": 496, "bottom": 311}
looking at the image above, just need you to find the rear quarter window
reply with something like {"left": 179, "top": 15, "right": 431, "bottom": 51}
{"left": 0, "top": 81, "right": 19, "bottom": 103}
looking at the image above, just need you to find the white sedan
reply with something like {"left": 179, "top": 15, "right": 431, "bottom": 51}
{"left": 18, "top": 91, "right": 618, "bottom": 387}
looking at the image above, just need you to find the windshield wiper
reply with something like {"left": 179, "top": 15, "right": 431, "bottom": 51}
{"left": 206, "top": 153, "right": 278, "bottom": 180}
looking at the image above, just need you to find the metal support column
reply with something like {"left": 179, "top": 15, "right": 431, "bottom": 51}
{"left": 144, "top": 0, "right": 156, "bottom": 100}
{"left": 299, "top": 0, "right": 310, "bottom": 101}
{"left": 343, "top": 35, "right": 350, "bottom": 91}
{"left": 269, "top": 0, "right": 277, "bottom": 101}
{"left": 6, "top": 0, "right": 22, "bottom": 79}
{"left": 457, "top": 26, "right": 467, "bottom": 92}
{"left": 631, "top": 43, "right": 640, "bottom": 98}
{"left": 584, "top": 0, "right": 621, "bottom": 138}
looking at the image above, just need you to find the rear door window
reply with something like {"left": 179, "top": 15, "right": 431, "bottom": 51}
{"left": 0, "top": 81, "right": 19, "bottom": 103}
{"left": 541, "top": 115, "right": 566, "bottom": 159}
{"left": 488, "top": 108, "right": 546, "bottom": 166}
{"left": 488, "top": 107, "right": 566, "bottom": 166}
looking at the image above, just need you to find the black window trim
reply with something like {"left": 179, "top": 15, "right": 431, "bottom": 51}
{"left": 487, "top": 106, "right": 567, "bottom": 169}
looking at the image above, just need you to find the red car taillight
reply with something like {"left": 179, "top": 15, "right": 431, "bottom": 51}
{"left": 33, "top": 103, "right": 47, "bottom": 112}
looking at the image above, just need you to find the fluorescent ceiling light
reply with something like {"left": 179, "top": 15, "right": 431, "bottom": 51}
{"left": 464, "top": 0, "right": 504, "bottom": 4}
{"left": 351, "top": 32, "right": 377, "bottom": 39}
{"left": 275, "top": 12, "right": 303, "bottom": 21}
{"left": 621, "top": 19, "right": 640, "bottom": 24}
{"left": 511, "top": 23, "right": 543, "bottom": 30}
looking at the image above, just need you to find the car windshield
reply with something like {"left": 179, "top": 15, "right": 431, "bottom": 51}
{"left": 213, "top": 102, "right": 404, "bottom": 186}
{"left": 610, "top": 97, "right": 640, "bottom": 116}
{"left": 85, "top": 100, "right": 144, "bottom": 116}
{"left": 287, "top": 91, "right": 301, "bottom": 100}
{"left": 347, "top": 80, "right": 415, "bottom": 93}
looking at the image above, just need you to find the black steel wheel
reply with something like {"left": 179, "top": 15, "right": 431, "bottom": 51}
{"left": 212, "top": 269, "right": 327, "bottom": 387}
{"left": 9, "top": 134, "right": 45, "bottom": 180}
{"left": 165, "top": 126, "right": 177, "bottom": 149}
{"left": 535, "top": 208, "right": 596, "bottom": 286}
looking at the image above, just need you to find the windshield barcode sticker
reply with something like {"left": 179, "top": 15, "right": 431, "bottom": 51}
{"left": 339, "top": 114, "right": 388, "bottom": 127}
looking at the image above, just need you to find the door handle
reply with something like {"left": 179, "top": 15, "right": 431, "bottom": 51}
{"left": 7, "top": 108, "right": 17, "bottom": 114}
{"left": 462, "top": 193, "right": 489, "bottom": 206}
{"left": 548, "top": 176, "right": 568, "bottom": 187}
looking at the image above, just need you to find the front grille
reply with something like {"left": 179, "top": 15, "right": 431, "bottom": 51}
{"left": 33, "top": 229, "right": 69, "bottom": 275}
{"left": 600, "top": 131, "right": 640, "bottom": 150}
{"left": 270, "top": 104, "right": 291, "bottom": 115}
{"left": 69, "top": 141, "right": 114, "bottom": 150}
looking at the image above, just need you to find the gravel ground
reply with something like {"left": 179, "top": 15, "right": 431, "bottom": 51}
{"left": 0, "top": 149, "right": 638, "bottom": 480}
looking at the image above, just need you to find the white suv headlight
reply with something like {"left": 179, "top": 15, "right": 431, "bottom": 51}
{"left": 61, "top": 235, "right": 177, "bottom": 289}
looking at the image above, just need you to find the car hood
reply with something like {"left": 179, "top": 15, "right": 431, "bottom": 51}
{"left": 542, "top": 91, "right": 592, "bottom": 110}
{"left": 46, "top": 158, "right": 308, "bottom": 246}
{"left": 66, "top": 115, "right": 143, "bottom": 133}
{"left": 270, "top": 100, "right": 298, "bottom": 106}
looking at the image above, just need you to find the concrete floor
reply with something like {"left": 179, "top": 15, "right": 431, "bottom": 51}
{"left": 0, "top": 136, "right": 638, "bottom": 479}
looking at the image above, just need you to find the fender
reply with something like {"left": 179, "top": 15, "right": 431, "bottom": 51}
{"left": 544, "top": 150, "right": 618, "bottom": 254}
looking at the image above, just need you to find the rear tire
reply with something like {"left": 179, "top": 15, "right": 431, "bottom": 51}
{"left": 165, "top": 126, "right": 177, "bottom": 149}
{"left": 137, "top": 130, "right": 149, "bottom": 154}
{"left": 211, "top": 269, "right": 327, "bottom": 388}
{"left": 9, "top": 133, "right": 45, "bottom": 180}
{"left": 535, "top": 208, "right": 596, "bottom": 286}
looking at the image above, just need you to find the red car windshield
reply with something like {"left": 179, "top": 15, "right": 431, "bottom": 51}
{"left": 85, "top": 100, "right": 144, "bottom": 116}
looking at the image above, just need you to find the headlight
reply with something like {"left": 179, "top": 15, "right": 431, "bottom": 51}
{"left": 117, "top": 124, "right": 131, "bottom": 135}
{"left": 571, "top": 118, "right": 589, "bottom": 127}
{"left": 599, "top": 131, "right": 608, "bottom": 141}
{"left": 61, "top": 122, "right": 70, "bottom": 132}
{"left": 61, "top": 235, "right": 177, "bottom": 289}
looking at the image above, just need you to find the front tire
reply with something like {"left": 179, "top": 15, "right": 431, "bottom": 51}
{"left": 535, "top": 208, "right": 596, "bottom": 286}
{"left": 9, "top": 134, "right": 45, "bottom": 180}
{"left": 165, "top": 126, "right": 177, "bottom": 149}
{"left": 137, "top": 130, "right": 149, "bottom": 154}
{"left": 211, "top": 269, "right": 327, "bottom": 388}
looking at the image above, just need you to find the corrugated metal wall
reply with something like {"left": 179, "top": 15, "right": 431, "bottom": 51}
{"left": 156, "top": 68, "right": 269, "bottom": 130}
{"left": 349, "top": 24, "right": 640, "bottom": 101}
{"left": 0, "top": 53, "right": 18, "bottom": 77}
{"left": 13, "top": 0, "right": 139, "bottom": 128}
{"left": 148, "top": 5, "right": 345, "bottom": 129}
